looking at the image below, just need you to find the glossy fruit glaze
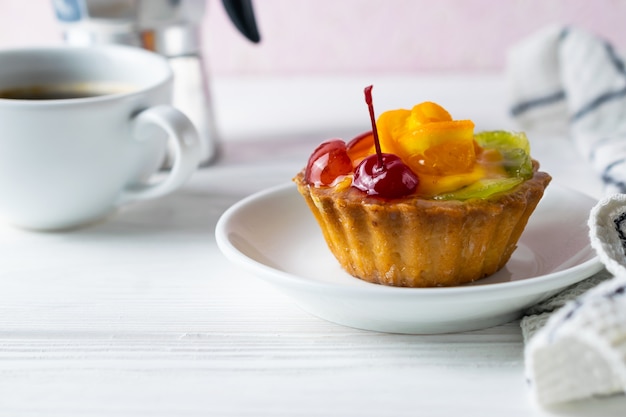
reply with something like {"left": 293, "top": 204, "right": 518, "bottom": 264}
{"left": 304, "top": 88, "right": 533, "bottom": 200}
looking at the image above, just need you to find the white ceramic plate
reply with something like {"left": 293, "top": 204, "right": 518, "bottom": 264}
{"left": 215, "top": 183, "right": 603, "bottom": 334}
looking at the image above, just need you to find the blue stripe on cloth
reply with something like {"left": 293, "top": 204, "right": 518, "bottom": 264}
{"left": 603, "top": 41, "right": 626, "bottom": 75}
{"left": 589, "top": 135, "right": 626, "bottom": 163}
{"left": 508, "top": 28, "right": 571, "bottom": 119}
{"left": 602, "top": 158, "right": 626, "bottom": 192}
{"left": 570, "top": 86, "right": 626, "bottom": 122}
{"left": 511, "top": 27, "right": 626, "bottom": 123}
{"left": 510, "top": 90, "right": 566, "bottom": 117}
{"left": 589, "top": 137, "right": 615, "bottom": 162}
{"left": 570, "top": 39, "right": 626, "bottom": 122}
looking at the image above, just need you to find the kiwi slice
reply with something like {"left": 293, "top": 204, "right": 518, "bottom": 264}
{"left": 475, "top": 131, "right": 533, "bottom": 179}
{"left": 433, "top": 131, "right": 533, "bottom": 200}
{"left": 434, "top": 177, "right": 524, "bottom": 200}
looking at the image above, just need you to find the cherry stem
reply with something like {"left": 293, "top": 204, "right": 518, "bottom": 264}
{"left": 364, "top": 85, "right": 384, "bottom": 169}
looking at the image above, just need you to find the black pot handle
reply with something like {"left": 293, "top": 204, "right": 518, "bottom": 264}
{"left": 222, "top": 0, "right": 261, "bottom": 43}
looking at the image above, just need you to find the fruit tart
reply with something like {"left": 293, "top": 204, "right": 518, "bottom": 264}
{"left": 293, "top": 86, "right": 551, "bottom": 287}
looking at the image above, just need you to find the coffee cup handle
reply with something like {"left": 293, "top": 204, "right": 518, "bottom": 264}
{"left": 118, "top": 105, "right": 201, "bottom": 205}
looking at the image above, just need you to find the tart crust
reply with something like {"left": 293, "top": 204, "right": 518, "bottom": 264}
{"left": 293, "top": 163, "right": 552, "bottom": 287}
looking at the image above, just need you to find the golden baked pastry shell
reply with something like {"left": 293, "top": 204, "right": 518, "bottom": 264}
{"left": 294, "top": 164, "right": 552, "bottom": 287}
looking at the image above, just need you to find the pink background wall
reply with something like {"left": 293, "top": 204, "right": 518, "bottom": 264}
{"left": 0, "top": 0, "right": 625, "bottom": 75}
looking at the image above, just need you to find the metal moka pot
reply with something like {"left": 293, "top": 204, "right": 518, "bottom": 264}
{"left": 51, "top": 0, "right": 260, "bottom": 166}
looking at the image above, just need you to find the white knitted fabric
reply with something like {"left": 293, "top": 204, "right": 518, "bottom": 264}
{"left": 522, "top": 194, "right": 626, "bottom": 406}
{"left": 524, "top": 273, "right": 626, "bottom": 405}
{"left": 508, "top": 25, "right": 626, "bottom": 195}
{"left": 520, "top": 270, "right": 612, "bottom": 343}
{"left": 509, "top": 26, "right": 626, "bottom": 405}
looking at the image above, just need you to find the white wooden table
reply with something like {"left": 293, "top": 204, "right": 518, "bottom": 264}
{"left": 1, "top": 74, "right": 624, "bottom": 416}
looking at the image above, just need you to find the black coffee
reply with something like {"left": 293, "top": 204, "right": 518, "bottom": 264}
{"left": 0, "top": 84, "right": 132, "bottom": 100}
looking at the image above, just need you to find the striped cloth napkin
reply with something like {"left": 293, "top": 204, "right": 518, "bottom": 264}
{"left": 508, "top": 24, "right": 626, "bottom": 194}
{"left": 507, "top": 25, "right": 626, "bottom": 406}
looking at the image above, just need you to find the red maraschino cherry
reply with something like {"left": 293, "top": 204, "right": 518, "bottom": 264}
{"left": 352, "top": 86, "right": 419, "bottom": 198}
{"left": 304, "top": 139, "right": 352, "bottom": 186}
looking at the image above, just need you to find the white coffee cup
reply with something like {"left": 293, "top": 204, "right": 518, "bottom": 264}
{"left": 0, "top": 45, "right": 201, "bottom": 230}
